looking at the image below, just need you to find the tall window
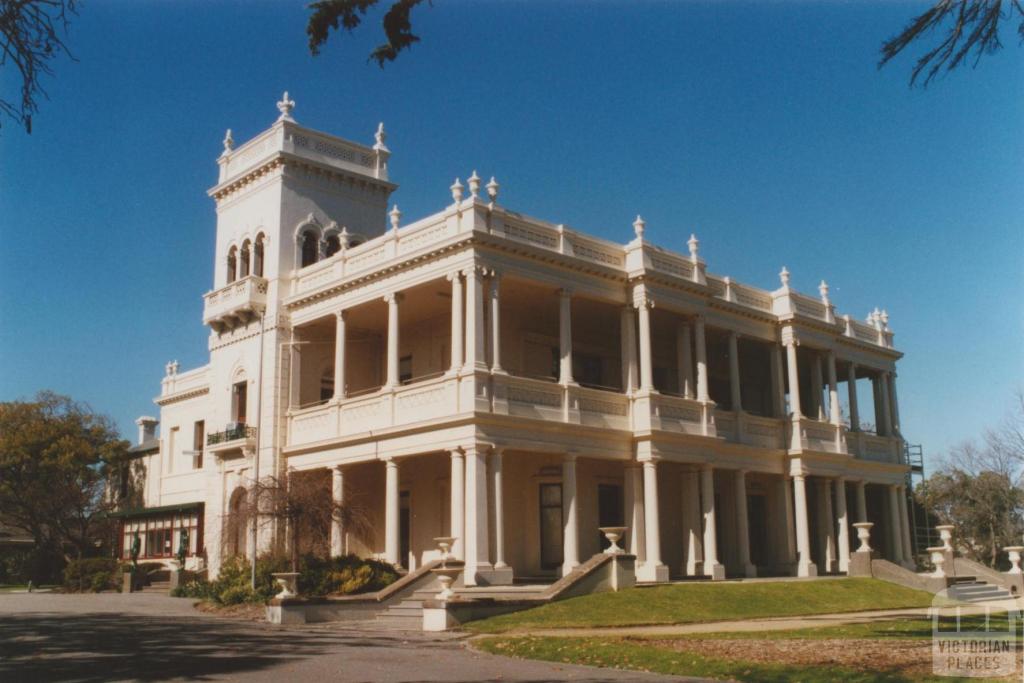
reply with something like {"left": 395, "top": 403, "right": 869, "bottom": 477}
{"left": 239, "top": 240, "right": 251, "bottom": 277}
{"left": 192, "top": 421, "right": 205, "bottom": 469}
{"left": 300, "top": 231, "right": 318, "bottom": 268}
{"left": 226, "top": 247, "right": 237, "bottom": 284}
{"left": 232, "top": 381, "right": 247, "bottom": 424}
{"left": 324, "top": 233, "right": 341, "bottom": 258}
{"left": 253, "top": 234, "right": 265, "bottom": 277}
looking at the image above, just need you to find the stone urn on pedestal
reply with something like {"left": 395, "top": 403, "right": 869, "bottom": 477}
{"left": 1005, "top": 546, "right": 1024, "bottom": 575}
{"left": 271, "top": 572, "right": 300, "bottom": 599}
{"left": 430, "top": 537, "right": 463, "bottom": 601}
{"left": 927, "top": 547, "right": 947, "bottom": 578}
{"left": 853, "top": 522, "right": 874, "bottom": 553}
{"left": 936, "top": 525, "right": 955, "bottom": 551}
{"left": 599, "top": 527, "right": 628, "bottom": 554}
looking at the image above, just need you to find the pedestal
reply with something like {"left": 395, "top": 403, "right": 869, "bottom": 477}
{"left": 636, "top": 561, "right": 669, "bottom": 583}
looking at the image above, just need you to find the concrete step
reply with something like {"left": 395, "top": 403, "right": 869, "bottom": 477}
{"left": 372, "top": 616, "right": 422, "bottom": 630}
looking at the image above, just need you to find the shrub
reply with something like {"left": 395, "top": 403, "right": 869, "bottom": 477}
{"left": 63, "top": 557, "right": 119, "bottom": 593}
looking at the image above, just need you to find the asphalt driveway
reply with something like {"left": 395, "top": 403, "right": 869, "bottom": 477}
{"left": 0, "top": 593, "right": 694, "bottom": 682}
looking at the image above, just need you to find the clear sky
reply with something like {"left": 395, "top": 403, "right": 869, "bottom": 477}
{"left": 1, "top": 1, "right": 1021, "bottom": 471}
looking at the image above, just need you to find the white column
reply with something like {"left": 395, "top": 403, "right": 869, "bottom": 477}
{"left": 330, "top": 466, "right": 345, "bottom": 556}
{"left": 898, "top": 484, "right": 914, "bottom": 565}
{"left": 384, "top": 293, "right": 401, "bottom": 388}
{"left": 492, "top": 449, "right": 507, "bottom": 569}
{"left": 793, "top": 473, "right": 817, "bottom": 577}
{"left": 735, "top": 470, "right": 756, "bottom": 577}
{"left": 782, "top": 476, "right": 797, "bottom": 564}
{"left": 641, "top": 459, "right": 667, "bottom": 581}
{"left": 701, "top": 465, "right": 725, "bottom": 579}
{"left": 826, "top": 352, "right": 840, "bottom": 426}
{"left": 889, "top": 373, "right": 902, "bottom": 436}
{"left": 728, "top": 331, "right": 742, "bottom": 412}
{"left": 879, "top": 372, "right": 894, "bottom": 437}
{"left": 785, "top": 340, "right": 802, "bottom": 419}
{"left": 887, "top": 484, "right": 904, "bottom": 564}
{"left": 384, "top": 458, "right": 400, "bottom": 565}
{"left": 819, "top": 478, "right": 836, "bottom": 573}
{"left": 447, "top": 272, "right": 463, "bottom": 374}
{"left": 677, "top": 321, "right": 694, "bottom": 399}
{"left": 562, "top": 454, "right": 580, "bottom": 575}
{"left": 810, "top": 353, "right": 824, "bottom": 420}
{"left": 624, "top": 465, "right": 646, "bottom": 562}
{"left": 856, "top": 480, "right": 868, "bottom": 523}
{"left": 464, "top": 267, "right": 486, "bottom": 371}
{"left": 683, "top": 470, "right": 703, "bottom": 575}
{"left": 847, "top": 363, "right": 860, "bottom": 431}
{"left": 558, "top": 289, "right": 574, "bottom": 385}
{"left": 770, "top": 344, "right": 785, "bottom": 418}
{"left": 333, "top": 310, "right": 347, "bottom": 400}
{"left": 835, "top": 477, "right": 850, "bottom": 572}
{"left": 449, "top": 449, "right": 465, "bottom": 560}
{"left": 464, "top": 445, "right": 492, "bottom": 584}
{"left": 489, "top": 273, "right": 503, "bottom": 372}
{"left": 695, "top": 316, "right": 709, "bottom": 402}
{"left": 636, "top": 297, "right": 655, "bottom": 393}
{"left": 620, "top": 307, "right": 638, "bottom": 394}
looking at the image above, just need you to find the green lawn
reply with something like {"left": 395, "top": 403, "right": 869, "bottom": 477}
{"left": 474, "top": 635, "right": 986, "bottom": 683}
{"left": 466, "top": 578, "right": 934, "bottom": 633}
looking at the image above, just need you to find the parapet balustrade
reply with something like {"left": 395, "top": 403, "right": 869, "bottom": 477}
{"left": 203, "top": 275, "right": 268, "bottom": 331}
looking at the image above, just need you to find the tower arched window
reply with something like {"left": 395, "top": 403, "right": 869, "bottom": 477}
{"left": 300, "top": 230, "right": 318, "bottom": 268}
{"left": 253, "top": 234, "right": 265, "bottom": 277}
{"left": 325, "top": 233, "right": 341, "bottom": 258}
{"left": 239, "top": 240, "right": 251, "bottom": 278}
{"left": 226, "top": 246, "right": 237, "bottom": 284}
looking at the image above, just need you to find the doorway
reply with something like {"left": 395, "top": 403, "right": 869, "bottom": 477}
{"left": 539, "top": 483, "right": 563, "bottom": 570}
{"left": 400, "top": 491, "right": 410, "bottom": 569}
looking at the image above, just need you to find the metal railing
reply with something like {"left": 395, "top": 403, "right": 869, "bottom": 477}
{"left": 207, "top": 425, "right": 256, "bottom": 445}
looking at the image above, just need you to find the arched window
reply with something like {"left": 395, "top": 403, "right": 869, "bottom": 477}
{"left": 239, "top": 240, "right": 251, "bottom": 278}
{"left": 324, "top": 233, "right": 341, "bottom": 258}
{"left": 253, "top": 234, "right": 265, "bottom": 277}
{"left": 227, "top": 487, "right": 248, "bottom": 558}
{"left": 320, "top": 368, "right": 334, "bottom": 402}
{"left": 300, "top": 231, "right": 318, "bottom": 268}
{"left": 226, "top": 246, "right": 237, "bottom": 284}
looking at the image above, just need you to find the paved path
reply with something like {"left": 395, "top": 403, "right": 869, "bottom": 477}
{"left": 0, "top": 593, "right": 698, "bottom": 682}
{"left": 491, "top": 604, "right": 1017, "bottom": 639}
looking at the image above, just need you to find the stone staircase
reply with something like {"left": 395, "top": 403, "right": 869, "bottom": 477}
{"left": 374, "top": 584, "right": 553, "bottom": 630}
{"left": 946, "top": 576, "right": 1015, "bottom": 604}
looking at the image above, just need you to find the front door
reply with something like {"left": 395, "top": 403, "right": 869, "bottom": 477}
{"left": 539, "top": 483, "right": 563, "bottom": 570}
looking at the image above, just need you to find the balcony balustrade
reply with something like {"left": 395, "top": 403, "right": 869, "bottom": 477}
{"left": 203, "top": 276, "right": 268, "bottom": 331}
{"left": 206, "top": 424, "right": 257, "bottom": 455}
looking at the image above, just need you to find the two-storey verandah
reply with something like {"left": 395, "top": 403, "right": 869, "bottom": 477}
{"left": 273, "top": 215, "right": 909, "bottom": 586}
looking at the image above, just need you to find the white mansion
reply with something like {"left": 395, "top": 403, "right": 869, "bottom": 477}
{"left": 120, "top": 94, "right": 914, "bottom": 586}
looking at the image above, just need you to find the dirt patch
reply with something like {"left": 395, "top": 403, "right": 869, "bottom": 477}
{"left": 641, "top": 637, "right": 934, "bottom": 676}
{"left": 193, "top": 600, "right": 266, "bottom": 622}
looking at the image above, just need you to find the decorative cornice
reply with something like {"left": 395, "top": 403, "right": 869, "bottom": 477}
{"left": 154, "top": 386, "right": 210, "bottom": 407}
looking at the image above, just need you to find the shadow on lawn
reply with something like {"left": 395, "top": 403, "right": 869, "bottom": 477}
{"left": 0, "top": 611, "right": 398, "bottom": 682}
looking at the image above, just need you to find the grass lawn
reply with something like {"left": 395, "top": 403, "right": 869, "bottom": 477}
{"left": 474, "top": 634, "right": 994, "bottom": 683}
{"left": 466, "top": 578, "right": 934, "bottom": 633}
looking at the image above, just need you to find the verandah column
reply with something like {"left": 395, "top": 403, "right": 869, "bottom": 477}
{"left": 770, "top": 343, "right": 785, "bottom": 418}
{"left": 464, "top": 444, "right": 492, "bottom": 584}
{"left": 701, "top": 465, "right": 726, "bottom": 580}
{"left": 492, "top": 449, "right": 508, "bottom": 570}
{"left": 447, "top": 272, "right": 463, "bottom": 374}
{"left": 464, "top": 266, "right": 487, "bottom": 371}
{"left": 330, "top": 466, "right": 345, "bottom": 556}
{"left": 684, "top": 469, "right": 703, "bottom": 576}
{"left": 636, "top": 295, "right": 655, "bottom": 393}
{"left": 781, "top": 475, "right": 797, "bottom": 566}
{"left": 559, "top": 289, "right": 575, "bottom": 385}
{"left": 384, "top": 458, "right": 400, "bottom": 565}
{"left": 793, "top": 472, "right": 818, "bottom": 577}
{"left": 449, "top": 449, "right": 465, "bottom": 560}
{"left": 489, "top": 273, "right": 504, "bottom": 372}
{"left": 784, "top": 331, "right": 803, "bottom": 451}
{"left": 818, "top": 477, "right": 837, "bottom": 573}
{"left": 898, "top": 484, "right": 914, "bottom": 566}
{"left": 835, "top": 477, "right": 850, "bottom": 573}
{"left": 728, "top": 331, "right": 742, "bottom": 412}
{"left": 333, "top": 310, "right": 347, "bottom": 400}
{"left": 826, "top": 351, "right": 842, "bottom": 451}
{"left": 677, "top": 320, "right": 694, "bottom": 399}
{"left": 879, "top": 372, "right": 894, "bottom": 437}
{"left": 735, "top": 469, "right": 756, "bottom": 577}
{"left": 623, "top": 464, "right": 646, "bottom": 563}
{"left": 620, "top": 307, "right": 638, "bottom": 394}
{"left": 887, "top": 484, "right": 904, "bottom": 564}
{"left": 640, "top": 458, "right": 668, "bottom": 582}
{"left": 562, "top": 453, "right": 580, "bottom": 575}
{"left": 847, "top": 363, "right": 860, "bottom": 431}
{"left": 694, "top": 316, "right": 709, "bottom": 402}
{"left": 384, "top": 293, "right": 401, "bottom": 389}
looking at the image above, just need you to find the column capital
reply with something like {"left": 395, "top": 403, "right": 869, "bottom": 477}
{"left": 448, "top": 447, "right": 464, "bottom": 459}
{"left": 461, "top": 264, "right": 484, "bottom": 280}
{"left": 562, "top": 452, "right": 578, "bottom": 463}
{"left": 384, "top": 457, "right": 399, "bottom": 468}
{"left": 633, "top": 294, "right": 655, "bottom": 310}
{"left": 383, "top": 292, "right": 404, "bottom": 304}
{"left": 559, "top": 286, "right": 573, "bottom": 299}
{"left": 780, "top": 325, "right": 800, "bottom": 347}
{"left": 335, "top": 309, "right": 347, "bottom": 321}
{"left": 445, "top": 270, "right": 462, "bottom": 283}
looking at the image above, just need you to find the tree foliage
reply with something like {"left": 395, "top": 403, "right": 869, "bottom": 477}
{"left": 0, "top": 0, "right": 77, "bottom": 133}
{"left": 880, "top": 0, "right": 1024, "bottom": 86}
{"left": 306, "top": 0, "right": 427, "bottom": 66}
{"left": 0, "top": 391, "right": 129, "bottom": 566}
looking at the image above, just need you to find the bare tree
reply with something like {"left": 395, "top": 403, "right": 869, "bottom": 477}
{"left": 0, "top": 0, "right": 77, "bottom": 133}
{"left": 880, "top": 0, "right": 1024, "bottom": 87}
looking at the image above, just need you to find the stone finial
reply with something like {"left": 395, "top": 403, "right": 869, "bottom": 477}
{"left": 779, "top": 266, "right": 791, "bottom": 288}
{"left": 389, "top": 205, "right": 402, "bottom": 232}
{"left": 880, "top": 309, "right": 890, "bottom": 331}
{"left": 486, "top": 176, "right": 500, "bottom": 204}
{"left": 276, "top": 91, "right": 296, "bottom": 122}
{"left": 872, "top": 307, "right": 883, "bottom": 329}
{"left": 165, "top": 360, "right": 179, "bottom": 376}
{"left": 633, "top": 215, "right": 645, "bottom": 239}
{"left": 450, "top": 178, "right": 464, "bottom": 204}
{"left": 222, "top": 129, "right": 234, "bottom": 153}
{"left": 688, "top": 234, "right": 699, "bottom": 261}
{"left": 374, "top": 122, "right": 389, "bottom": 151}
{"left": 468, "top": 170, "right": 481, "bottom": 198}
{"left": 843, "top": 314, "right": 853, "bottom": 336}
{"left": 818, "top": 280, "right": 830, "bottom": 304}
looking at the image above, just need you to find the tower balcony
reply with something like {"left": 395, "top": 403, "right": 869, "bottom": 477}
{"left": 203, "top": 276, "right": 268, "bottom": 332}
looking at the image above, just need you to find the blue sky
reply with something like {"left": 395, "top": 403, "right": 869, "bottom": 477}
{"left": 1, "top": 1, "right": 1021, "bottom": 470}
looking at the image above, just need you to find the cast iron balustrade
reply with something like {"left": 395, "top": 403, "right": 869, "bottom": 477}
{"left": 207, "top": 425, "right": 256, "bottom": 446}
